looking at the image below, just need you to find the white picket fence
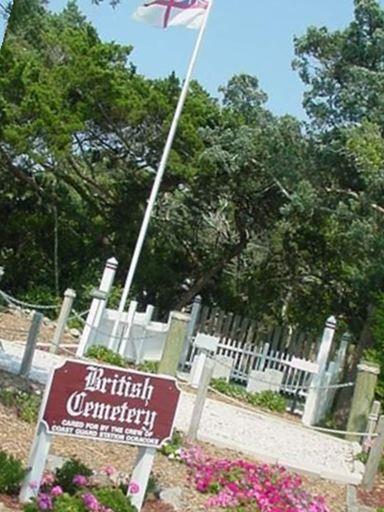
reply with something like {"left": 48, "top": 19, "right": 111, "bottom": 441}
{"left": 77, "top": 258, "right": 350, "bottom": 426}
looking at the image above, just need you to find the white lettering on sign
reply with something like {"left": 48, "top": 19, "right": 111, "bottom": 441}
{"left": 66, "top": 391, "right": 157, "bottom": 432}
{"left": 84, "top": 366, "right": 154, "bottom": 406}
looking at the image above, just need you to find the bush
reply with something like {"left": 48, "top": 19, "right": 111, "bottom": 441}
{"left": 160, "top": 429, "right": 184, "bottom": 460}
{"left": 17, "top": 392, "right": 41, "bottom": 423}
{"left": 55, "top": 459, "right": 93, "bottom": 495}
{"left": 0, "top": 451, "right": 26, "bottom": 495}
{"left": 94, "top": 487, "right": 136, "bottom": 512}
{"left": 211, "top": 378, "right": 287, "bottom": 413}
{"left": 86, "top": 346, "right": 127, "bottom": 368}
{"left": 0, "top": 388, "right": 41, "bottom": 423}
{"left": 137, "top": 361, "right": 159, "bottom": 374}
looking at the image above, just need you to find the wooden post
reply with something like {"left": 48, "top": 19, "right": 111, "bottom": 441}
{"left": 19, "top": 422, "right": 52, "bottom": 502}
{"left": 188, "top": 356, "right": 214, "bottom": 442}
{"left": 19, "top": 311, "right": 44, "bottom": 378}
{"left": 346, "top": 361, "right": 380, "bottom": 442}
{"left": 76, "top": 257, "right": 118, "bottom": 357}
{"left": 363, "top": 400, "right": 381, "bottom": 452}
{"left": 50, "top": 289, "right": 76, "bottom": 354}
{"left": 128, "top": 310, "right": 188, "bottom": 511}
{"left": 158, "top": 311, "right": 190, "bottom": 377}
{"left": 179, "top": 295, "right": 202, "bottom": 369}
{"left": 302, "top": 316, "right": 336, "bottom": 426}
{"left": 362, "top": 415, "right": 384, "bottom": 491}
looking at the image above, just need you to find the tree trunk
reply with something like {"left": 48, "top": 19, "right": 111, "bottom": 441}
{"left": 174, "top": 240, "right": 247, "bottom": 310}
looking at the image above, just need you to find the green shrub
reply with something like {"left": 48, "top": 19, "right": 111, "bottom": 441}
{"left": 211, "top": 378, "right": 287, "bottom": 413}
{"left": 17, "top": 392, "right": 41, "bottom": 423}
{"left": 0, "top": 388, "right": 41, "bottom": 423}
{"left": 53, "top": 494, "right": 87, "bottom": 512}
{"left": 0, "top": 451, "right": 26, "bottom": 495}
{"left": 160, "top": 429, "right": 183, "bottom": 459}
{"left": 0, "top": 388, "right": 16, "bottom": 407}
{"left": 94, "top": 487, "right": 136, "bottom": 512}
{"left": 137, "top": 361, "right": 159, "bottom": 374}
{"left": 23, "top": 502, "right": 39, "bottom": 512}
{"left": 55, "top": 459, "right": 93, "bottom": 495}
{"left": 86, "top": 346, "right": 127, "bottom": 368}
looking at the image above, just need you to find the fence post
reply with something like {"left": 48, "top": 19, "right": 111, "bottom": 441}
{"left": 179, "top": 295, "right": 202, "bottom": 369}
{"left": 158, "top": 311, "right": 190, "bottom": 377}
{"left": 257, "top": 342, "right": 270, "bottom": 371}
{"left": 346, "top": 361, "right": 380, "bottom": 442}
{"left": 362, "top": 415, "right": 384, "bottom": 491}
{"left": 188, "top": 356, "right": 214, "bottom": 442}
{"left": 76, "top": 257, "right": 118, "bottom": 357}
{"left": 19, "top": 311, "right": 44, "bottom": 378}
{"left": 363, "top": 400, "right": 381, "bottom": 452}
{"left": 302, "top": 316, "right": 337, "bottom": 426}
{"left": 50, "top": 289, "right": 76, "bottom": 354}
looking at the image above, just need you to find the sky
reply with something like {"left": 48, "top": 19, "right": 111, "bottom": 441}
{"left": 4, "top": 1, "right": 384, "bottom": 118}
{"left": 0, "top": 3, "right": 8, "bottom": 45}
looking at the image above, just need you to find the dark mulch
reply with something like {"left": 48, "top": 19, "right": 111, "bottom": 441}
{"left": 357, "top": 473, "right": 384, "bottom": 508}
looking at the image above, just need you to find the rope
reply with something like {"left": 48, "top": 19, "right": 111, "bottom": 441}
{"left": 208, "top": 386, "right": 378, "bottom": 439}
{"left": 0, "top": 290, "right": 59, "bottom": 311}
{"left": 68, "top": 309, "right": 89, "bottom": 323}
{"left": 308, "top": 425, "right": 379, "bottom": 438}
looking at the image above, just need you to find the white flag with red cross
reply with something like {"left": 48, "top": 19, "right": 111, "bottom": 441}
{"left": 133, "top": 0, "right": 210, "bottom": 30}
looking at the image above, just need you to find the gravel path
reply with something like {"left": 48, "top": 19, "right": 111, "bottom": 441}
{"left": 0, "top": 340, "right": 363, "bottom": 486}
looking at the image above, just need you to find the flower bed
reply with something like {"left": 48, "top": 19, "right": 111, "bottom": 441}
{"left": 181, "top": 445, "right": 330, "bottom": 511}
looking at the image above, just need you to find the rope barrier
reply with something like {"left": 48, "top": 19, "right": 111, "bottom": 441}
{"left": 209, "top": 385, "right": 378, "bottom": 439}
{"left": 0, "top": 290, "right": 59, "bottom": 311}
{"left": 307, "top": 425, "right": 379, "bottom": 438}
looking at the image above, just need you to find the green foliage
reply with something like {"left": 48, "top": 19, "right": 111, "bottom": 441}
{"left": 137, "top": 361, "right": 159, "bottom": 374}
{"left": 0, "top": 388, "right": 41, "bottom": 423}
{"left": 94, "top": 487, "right": 136, "bottom": 512}
{"left": 160, "top": 429, "right": 184, "bottom": 459}
{"left": 86, "top": 346, "right": 127, "bottom": 368}
{"left": 50, "top": 494, "right": 86, "bottom": 512}
{"left": 355, "top": 450, "right": 384, "bottom": 474}
{"left": 0, "top": 450, "right": 26, "bottom": 495}
{"left": 55, "top": 459, "right": 93, "bottom": 495}
{"left": 211, "top": 379, "right": 287, "bottom": 413}
{"left": 3, "top": 0, "right": 384, "bottom": 354}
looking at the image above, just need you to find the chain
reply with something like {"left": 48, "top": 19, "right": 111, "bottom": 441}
{"left": 0, "top": 290, "right": 59, "bottom": 311}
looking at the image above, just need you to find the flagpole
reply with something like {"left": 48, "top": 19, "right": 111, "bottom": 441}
{"left": 111, "top": 1, "right": 214, "bottom": 341}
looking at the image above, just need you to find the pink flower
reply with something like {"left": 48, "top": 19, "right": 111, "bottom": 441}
{"left": 37, "top": 493, "right": 53, "bottom": 511}
{"left": 82, "top": 493, "right": 99, "bottom": 512}
{"left": 73, "top": 474, "right": 88, "bottom": 487}
{"left": 50, "top": 486, "right": 63, "bottom": 497}
{"left": 41, "top": 473, "right": 55, "bottom": 487}
{"left": 101, "top": 465, "right": 116, "bottom": 477}
{"left": 128, "top": 482, "right": 140, "bottom": 495}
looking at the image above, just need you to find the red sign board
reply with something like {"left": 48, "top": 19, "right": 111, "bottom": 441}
{"left": 41, "top": 360, "right": 180, "bottom": 448}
